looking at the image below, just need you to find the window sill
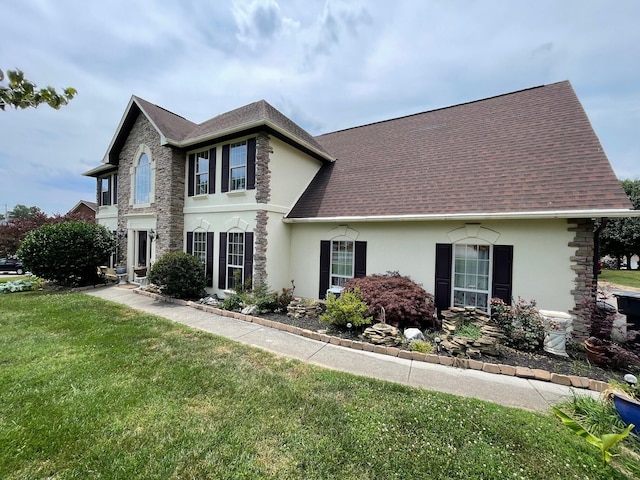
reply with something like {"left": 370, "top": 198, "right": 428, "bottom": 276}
{"left": 192, "top": 194, "right": 210, "bottom": 201}
{"left": 226, "top": 190, "right": 246, "bottom": 197}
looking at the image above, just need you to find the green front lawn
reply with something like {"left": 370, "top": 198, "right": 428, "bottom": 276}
{"left": 600, "top": 269, "right": 640, "bottom": 289}
{"left": 0, "top": 292, "right": 632, "bottom": 479}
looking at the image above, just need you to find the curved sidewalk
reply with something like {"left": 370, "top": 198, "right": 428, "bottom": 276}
{"left": 84, "top": 285, "right": 598, "bottom": 413}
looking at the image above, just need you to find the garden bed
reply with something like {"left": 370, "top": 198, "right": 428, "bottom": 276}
{"left": 257, "top": 311, "right": 626, "bottom": 385}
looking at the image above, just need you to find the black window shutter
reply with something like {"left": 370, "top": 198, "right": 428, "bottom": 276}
{"left": 206, "top": 232, "right": 214, "bottom": 286}
{"left": 243, "top": 232, "right": 254, "bottom": 286}
{"left": 218, "top": 233, "right": 227, "bottom": 289}
{"left": 208, "top": 148, "right": 216, "bottom": 194}
{"left": 187, "top": 154, "right": 195, "bottom": 197}
{"left": 247, "top": 138, "right": 256, "bottom": 190}
{"left": 186, "top": 232, "right": 193, "bottom": 255}
{"left": 113, "top": 174, "right": 118, "bottom": 205}
{"left": 434, "top": 243, "right": 453, "bottom": 314}
{"left": 354, "top": 241, "right": 367, "bottom": 278}
{"left": 492, "top": 245, "right": 513, "bottom": 304}
{"left": 221, "top": 145, "right": 230, "bottom": 193}
{"left": 319, "top": 240, "right": 330, "bottom": 299}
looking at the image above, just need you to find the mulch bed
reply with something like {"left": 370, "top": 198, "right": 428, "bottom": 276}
{"left": 258, "top": 311, "right": 627, "bottom": 385}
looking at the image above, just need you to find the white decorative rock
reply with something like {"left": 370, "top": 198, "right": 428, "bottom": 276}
{"left": 404, "top": 328, "right": 426, "bottom": 343}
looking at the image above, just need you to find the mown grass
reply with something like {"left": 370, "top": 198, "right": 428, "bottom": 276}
{"left": 0, "top": 292, "right": 632, "bottom": 479}
{"left": 600, "top": 269, "right": 640, "bottom": 289}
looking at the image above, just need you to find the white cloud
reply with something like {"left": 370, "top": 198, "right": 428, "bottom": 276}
{"left": 1, "top": 0, "right": 639, "bottom": 214}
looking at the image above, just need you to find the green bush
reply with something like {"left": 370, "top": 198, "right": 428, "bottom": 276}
{"left": 490, "top": 297, "right": 544, "bottom": 351}
{"left": 320, "top": 288, "right": 372, "bottom": 328}
{"left": 17, "top": 221, "right": 114, "bottom": 287}
{"left": 344, "top": 272, "right": 435, "bottom": 329}
{"left": 454, "top": 323, "right": 482, "bottom": 340}
{"left": 408, "top": 340, "right": 434, "bottom": 354}
{"left": 0, "top": 279, "right": 33, "bottom": 294}
{"left": 252, "top": 285, "right": 294, "bottom": 313}
{"left": 148, "top": 252, "right": 207, "bottom": 299}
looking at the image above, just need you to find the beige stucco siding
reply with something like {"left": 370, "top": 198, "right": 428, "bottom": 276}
{"left": 287, "top": 219, "right": 576, "bottom": 314}
{"left": 268, "top": 137, "right": 323, "bottom": 208}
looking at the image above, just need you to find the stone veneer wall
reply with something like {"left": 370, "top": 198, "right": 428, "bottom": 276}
{"left": 116, "top": 113, "right": 184, "bottom": 262}
{"left": 568, "top": 218, "right": 596, "bottom": 338}
{"left": 253, "top": 132, "right": 273, "bottom": 287}
{"left": 155, "top": 147, "right": 185, "bottom": 256}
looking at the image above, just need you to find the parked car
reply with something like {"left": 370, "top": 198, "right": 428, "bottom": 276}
{"left": 0, "top": 258, "right": 24, "bottom": 274}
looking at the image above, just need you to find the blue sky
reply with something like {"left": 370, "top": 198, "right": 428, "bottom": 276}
{"left": 1, "top": 0, "right": 639, "bottom": 215}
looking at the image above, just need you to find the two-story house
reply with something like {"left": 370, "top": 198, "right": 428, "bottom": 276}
{"left": 84, "top": 81, "right": 636, "bottom": 337}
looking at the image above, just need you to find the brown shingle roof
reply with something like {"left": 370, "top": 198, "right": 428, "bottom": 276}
{"left": 288, "top": 81, "right": 631, "bottom": 219}
{"left": 133, "top": 97, "right": 330, "bottom": 157}
{"left": 133, "top": 96, "right": 197, "bottom": 142}
{"left": 186, "top": 100, "right": 330, "bottom": 156}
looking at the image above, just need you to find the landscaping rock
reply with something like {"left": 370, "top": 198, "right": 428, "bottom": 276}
{"left": 287, "top": 298, "right": 323, "bottom": 319}
{"left": 404, "top": 328, "right": 425, "bottom": 343}
{"left": 363, "top": 323, "right": 403, "bottom": 346}
{"left": 440, "top": 307, "right": 502, "bottom": 357}
{"left": 241, "top": 304, "right": 259, "bottom": 315}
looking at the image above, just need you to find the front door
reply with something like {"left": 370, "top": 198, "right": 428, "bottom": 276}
{"left": 137, "top": 230, "right": 149, "bottom": 267}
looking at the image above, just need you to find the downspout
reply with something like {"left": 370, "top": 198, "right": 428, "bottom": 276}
{"left": 594, "top": 218, "right": 608, "bottom": 281}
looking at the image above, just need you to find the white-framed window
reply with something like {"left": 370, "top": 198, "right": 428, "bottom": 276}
{"left": 452, "top": 244, "right": 491, "bottom": 312}
{"left": 135, "top": 153, "right": 151, "bottom": 204}
{"left": 99, "top": 173, "right": 117, "bottom": 206}
{"left": 227, "top": 231, "right": 244, "bottom": 289}
{"left": 193, "top": 231, "right": 207, "bottom": 265}
{"left": 331, "top": 240, "right": 354, "bottom": 287}
{"left": 100, "top": 177, "right": 110, "bottom": 206}
{"left": 229, "top": 141, "right": 247, "bottom": 191}
{"left": 195, "top": 151, "right": 209, "bottom": 195}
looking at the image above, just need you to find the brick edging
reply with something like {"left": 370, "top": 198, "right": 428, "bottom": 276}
{"left": 132, "top": 289, "right": 609, "bottom": 392}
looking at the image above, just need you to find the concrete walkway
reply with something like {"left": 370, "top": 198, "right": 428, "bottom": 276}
{"left": 84, "top": 285, "right": 599, "bottom": 413}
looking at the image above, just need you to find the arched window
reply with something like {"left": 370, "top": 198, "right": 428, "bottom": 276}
{"left": 135, "top": 153, "right": 151, "bottom": 204}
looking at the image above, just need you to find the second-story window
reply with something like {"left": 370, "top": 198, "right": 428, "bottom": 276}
{"left": 230, "top": 141, "right": 247, "bottom": 191}
{"left": 99, "top": 173, "right": 118, "bottom": 206}
{"left": 135, "top": 153, "right": 151, "bottom": 204}
{"left": 195, "top": 151, "right": 209, "bottom": 195}
{"left": 100, "top": 177, "right": 111, "bottom": 206}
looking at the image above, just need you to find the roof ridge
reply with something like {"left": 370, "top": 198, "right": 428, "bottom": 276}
{"left": 315, "top": 81, "right": 569, "bottom": 138}
{"left": 133, "top": 95, "right": 192, "bottom": 123}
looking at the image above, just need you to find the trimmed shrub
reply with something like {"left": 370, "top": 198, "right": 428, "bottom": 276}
{"left": 148, "top": 252, "right": 207, "bottom": 299}
{"left": 17, "top": 221, "right": 114, "bottom": 287}
{"left": 320, "top": 288, "right": 372, "bottom": 328}
{"left": 344, "top": 272, "right": 435, "bottom": 329}
{"left": 490, "top": 297, "right": 544, "bottom": 351}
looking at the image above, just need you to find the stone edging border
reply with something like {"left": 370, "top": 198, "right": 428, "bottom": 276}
{"left": 131, "top": 288, "right": 609, "bottom": 393}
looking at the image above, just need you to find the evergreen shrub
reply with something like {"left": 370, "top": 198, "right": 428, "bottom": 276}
{"left": 17, "top": 221, "right": 114, "bottom": 287}
{"left": 148, "top": 252, "right": 207, "bottom": 299}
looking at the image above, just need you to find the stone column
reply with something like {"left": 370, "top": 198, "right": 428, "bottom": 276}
{"left": 568, "top": 218, "right": 596, "bottom": 338}
{"left": 253, "top": 132, "right": 272, "bottom": 288}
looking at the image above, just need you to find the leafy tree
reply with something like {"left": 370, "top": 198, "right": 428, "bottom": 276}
{"left": 0, "top": 69, "right": 77, "bottom": 111}
{"left": 0, "top": 208, "right": 93, "bottom": 258}
{"left": 17, "top": 221, "right": 114, "bottom": 286}
{"left": 7, "top": 204, "right": 42, "bottom": 219}
{"left": 599, "top": 179, "right": 640, "bottom": 269}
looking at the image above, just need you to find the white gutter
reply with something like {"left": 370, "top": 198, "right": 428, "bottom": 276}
{"left": 163, "top": 120, "right": 335, "bottom": 162}
{"left": 283, "top": 209, "right": 640, "bottom": 223}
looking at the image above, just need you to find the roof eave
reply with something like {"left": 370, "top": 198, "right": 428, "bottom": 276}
{"left": 82, "top": 163, "right": 118, "bottom": 177}
{"left": 283, "top": 209, "right": 640, "bottom": 223}
{"left": 166, "top": 119, "right": 334, "bottom": 162}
